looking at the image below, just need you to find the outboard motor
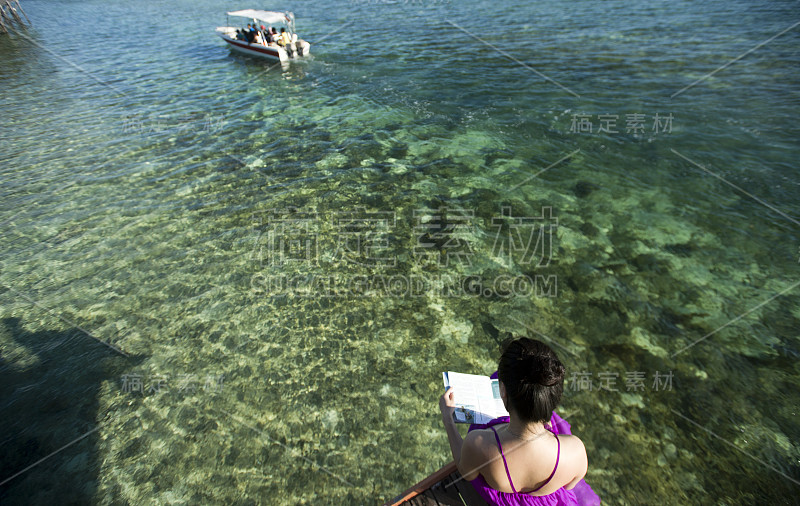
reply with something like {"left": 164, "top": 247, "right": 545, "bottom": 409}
{"left": 296, "top": 39, "right": 310, "bottom": 56}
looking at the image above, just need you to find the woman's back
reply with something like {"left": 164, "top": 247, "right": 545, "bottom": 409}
{"left": 470, "top": 423, "right": 584, "bottom": 495}
{"left": 463, "top": 414, "right": 593, "bottom": 505}
{"left": 440, "top": 339, "right": 600, "bottom": 506}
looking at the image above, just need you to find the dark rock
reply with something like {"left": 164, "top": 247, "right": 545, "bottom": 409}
{"left": 665, "top": 242, "right": 694, "bottom": 257}
{"left": 632, "top": 254, "right": 668, "bottom": 274}
{"left": 580, "top": 222, "right": 599, "bottom": 237}
{"left": 573, "top": 181, "right": 600, "bottom": 198}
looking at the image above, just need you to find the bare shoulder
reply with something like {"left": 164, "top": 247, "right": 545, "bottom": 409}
{"left": 556, "top": 433, "right": 586, "bottom": 451}
{"left": 469, "top": 427, "right": 500, "bottom": 443}
{"left": 462, "top": 429, "right": 494, "bottom": 456}
{"left": 554, "top": 434, "right": 588, "bottom": 486}
{"left": 556, "top": 434, "right": 587, "bottom": 461}
{"left": 458, "top": 429, "right": 494, "bottom": 480}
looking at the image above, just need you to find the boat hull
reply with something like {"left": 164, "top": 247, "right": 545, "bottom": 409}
{"left": 387, "top": 461, "right": 489, "bottom": 506}
{"left": 217, "top": 31, "right": 310, "bottom": 62}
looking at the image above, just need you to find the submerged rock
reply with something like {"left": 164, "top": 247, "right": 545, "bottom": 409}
{"left": 664, "top": 242, "right": 694, "bottom": 257}
{"left": 573, "top": 181, "right": 600, "bottom": 198}
{"left": 580, "top": 222, "right": 600, "bottom": 238}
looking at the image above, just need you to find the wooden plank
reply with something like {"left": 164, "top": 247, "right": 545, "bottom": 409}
{"left": 386, "top": 463, "right": 490, "bottom": 506}
{"left": 385, "top": 461, "right": 458, "bottom": 506}
{"left": 433, "top": 471, "right": 489, "bottom": 506}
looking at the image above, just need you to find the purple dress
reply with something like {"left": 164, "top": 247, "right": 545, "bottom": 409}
{"left": 466, "top": 373, "right": 601, "bottom": 506}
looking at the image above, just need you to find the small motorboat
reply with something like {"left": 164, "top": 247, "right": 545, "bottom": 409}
{"left": 216, "top": 9, "right": 311, "bottom": 62}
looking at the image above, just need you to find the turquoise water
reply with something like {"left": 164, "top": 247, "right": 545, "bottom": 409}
{"left": 1, "top": 0, "right": 799, "bottom": 503}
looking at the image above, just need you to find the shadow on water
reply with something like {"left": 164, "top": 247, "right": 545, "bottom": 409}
{"left": 0, "top": 29, "right": 47, "bottom": 85}
{"left": 0, "top": 316, "right": 145, "bottom": 504}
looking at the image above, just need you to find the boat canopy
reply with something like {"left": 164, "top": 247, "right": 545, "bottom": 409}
{"left": 226, "top": 10, "right": 293, "bottom": 25}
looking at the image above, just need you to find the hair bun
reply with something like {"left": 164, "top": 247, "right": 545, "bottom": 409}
{"left": 521, "top": 354, "right": 564, "bottom": 387}
{"left": 498, "top": 337, "right": 565, "bottom": 423}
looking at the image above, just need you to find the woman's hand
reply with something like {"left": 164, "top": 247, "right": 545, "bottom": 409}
{"left": 439, "top": 387, "right": 457, "bottom": 419}
{"left": 439, "top": 387, "right": 464, "bottom": 463}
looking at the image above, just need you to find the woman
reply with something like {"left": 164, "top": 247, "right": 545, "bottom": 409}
{"left": 439, "top": 337, "right": 600, "bottom": 505}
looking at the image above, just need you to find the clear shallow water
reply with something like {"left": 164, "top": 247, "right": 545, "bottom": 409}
{"left": 1, "top": 0, "right": 799, "bottom": 503}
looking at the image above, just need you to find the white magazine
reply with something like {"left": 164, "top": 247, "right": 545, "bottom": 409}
{"left": 442, "top": 371, "right": 509, "bottom": 424}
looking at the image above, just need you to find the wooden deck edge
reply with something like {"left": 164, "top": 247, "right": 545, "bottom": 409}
{"left": 385, "top": 461, "right": 459, "bottom": 506}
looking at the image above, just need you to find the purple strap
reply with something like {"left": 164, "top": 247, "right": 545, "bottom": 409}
{"left": 488, "top": 425, "right": 561, "bottom": 495}
{"left": 489, "top": 426, "right": 517, "bottom": 494}
{"left": 532, "top": 434, "right": 560, "bottom": 492}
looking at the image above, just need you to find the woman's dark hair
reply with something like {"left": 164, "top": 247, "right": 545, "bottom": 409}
{"left": 497, "top": 337, "right": 565, "bottom": 423}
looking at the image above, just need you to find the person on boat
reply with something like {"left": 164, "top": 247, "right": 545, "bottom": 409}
{"left": 263, "top": 26, "right": 274, "bottom": 44}
{"left": 243, "top": 23, "right": 255, "bottom": 43}
{"left": 268, "top": 27, "right": 279, "bottom": 46}
{"left": 253, "top": 30, "right": 264, "bottom": 45}
{"left": 277, "top": 27, "right": 291, "bottom": 47}
{"left": 439, "top": 337, "right": 600, "bottom": 505}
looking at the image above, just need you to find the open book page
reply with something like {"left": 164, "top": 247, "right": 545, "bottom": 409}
{"left": 442, "top": 371, "right": 509, "bottom": 424}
